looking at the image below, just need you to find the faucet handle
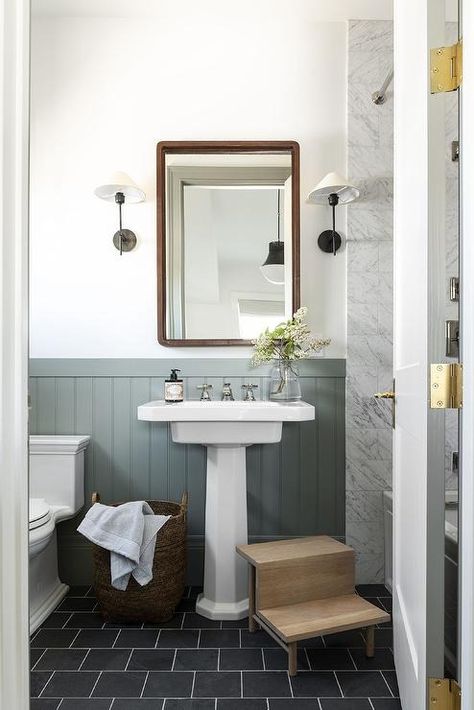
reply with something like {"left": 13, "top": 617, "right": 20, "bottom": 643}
{"left": 241, "top": 384, "right": 258, "bottom": 401}
{"left": 197, "top": 384, "right": 213, "bottom": 401}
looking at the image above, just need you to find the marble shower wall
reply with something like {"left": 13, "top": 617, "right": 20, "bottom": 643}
{"left": 346, "top": 20, "right": 394, "bottom": 583}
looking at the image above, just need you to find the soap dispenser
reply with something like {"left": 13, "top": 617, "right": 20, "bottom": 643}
{"left": 164, "top": 369, "right": 184, "bottom": 403}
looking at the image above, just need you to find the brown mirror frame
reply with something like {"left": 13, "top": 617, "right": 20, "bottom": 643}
{"left": 157, "top": 140, "right": 300, "bottom": 346}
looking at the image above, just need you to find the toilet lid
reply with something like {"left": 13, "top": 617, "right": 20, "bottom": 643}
{"left": 29, "top": 498, "right": 51, "bottom": 530}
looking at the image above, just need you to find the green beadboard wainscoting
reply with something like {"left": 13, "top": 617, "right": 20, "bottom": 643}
{"left": 29, "top": 359, "right": 346, "bottom": 585}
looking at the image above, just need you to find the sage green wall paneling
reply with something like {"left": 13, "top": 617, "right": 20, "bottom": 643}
{"left": 29, "top": 358, "right": 345, "bottom": 585}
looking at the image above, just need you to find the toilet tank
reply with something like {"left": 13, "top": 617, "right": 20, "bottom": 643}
{"left": 29, "top": 435, "right": 90, "bottom": 514}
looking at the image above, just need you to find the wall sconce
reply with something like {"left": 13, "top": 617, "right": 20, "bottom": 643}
{"left": 260, "top": 189, "right": 284, "bottom": 285}
{"left": 307, "top": 172, "right": 359, "bottom": 256}
{"left": 94, "top": 172, "right": 146, "bottom": 255}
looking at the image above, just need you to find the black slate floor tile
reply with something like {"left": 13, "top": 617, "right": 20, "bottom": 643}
{"left": 199, "top": 630, "right": 239, "bottom": 648}
{"left": 143, "top": 613, "right": 184, "bottom": 629}
{"left": 127, "top": 649, "right": 175, "bottom": 671}
{"left": 176, "top": 598, "right": 197, "bottom": 612}
{"left": 306, "top": 648, "right": 354, "bottom": 671}
{"left": 31, "top": 649, "right": 46, "bottom": 668}
{"left": 382, "top": 670, "right": 400, "bottom": 696}
{"left": 263, "top": 647, "right": 309, "bottom": 671}
{"left": 182, "top": 613, "right": 221, "bottom": 629}
{"left": 40, "top": 613, "right": 72, "bottom": 629}
{"left": 165, "top": 701, "right": 215, "bottom": 709}
{"left": 193, "top": 671, "right": 241, "bottom": 698}
{"left": 298, "top": 637, "right": 324, "bottom": 649}
{"left": 72, "top": 630, "right": 119, "bottom": 648}
{"left": 174, "top": 648, "right": 218, "bottom": 670}
{"left": 270, "top": 701, "right": 320, "bottom": 709}
{"left": 350, "top": 648, "right": 395, "bottom": 670}
{"left": 57, "top": 597, "right": 98, "bottom": 612}
{"left": 290, "top": 671, "right": 342, "bottom": 698}
{"left": 380, "top": 598, "right": 393, "bottom": 613}
{"left": 324, "top": 631, "right": 365, "bottom": 648}
{"left": 364, "top": 597, "right": 387, "bottom": 611}
{"left": 114, "top": 629, "right": 159, "bottom": 648}
{"left": 32, "top": 629, "right": 78, "bottom": 648}
{"left": 219, "top": 701, "right": 267, "bottom": 710}
{"left": 31, "top": 671, "right": 53, "bottom": 697}
{"left": 243, "top": 671, "right": 291, "bottom": 698}
{"left": 35, "top": 649, "right": 88, "bottom": 671}
{"left": 375, "top": 629, "right": 394, "bottom": 648}
{"left": 188, "top": 586, "right": 203, "bottom": 599}
{"left": 371, "top": 701, "right": 402, "bottom": 709}
{"left": 81, "top": 648, "right": 131, "bottom": 670}
{"left": 220, "top": 648, "right": 263, "bottom": 670}
{"left": 241, "top": 630, "right": 278, "bottom": 648}
{"left": 65, "top": 613, "right": 104, "bottom": 629}
{"left": 67, "top": 586, "right": 91, "bottom": 597}
{"left": 60, "top": 702, "right": 112, "bottom": 710}
{"left": 336, "top": 671, "right": 392, "bottom": 697}
{"left": 41, "top": 671, "right": 100, "bottom": 698}
{"left": 221, "top": 617, "right": 249, "bottom": 629}
{"left": 113, "top": 701, "right": 164, "bottom": 709}
{"left": 30, "top": 700, "right": 61, "bottom": 710}
{"left": 320, "top": 700, "right": 372, "bottom": 709}
{"left": 92, "top": 670, "right": 147, "bottom": 697}
{"left": 142, "top": 671, "right": 194, "bottom": 698}
{"left": 158, "top": 630, "right": 199, "bottom": 648}
{"left": 356, "top": 585, "right": 391, "bottom": 597}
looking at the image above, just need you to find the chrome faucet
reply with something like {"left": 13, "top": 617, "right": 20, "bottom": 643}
{"left": 242, "top": 384, "right": 258, "bottom": 401}
{"left": 222, "top": 383, "right": 234, "bottom": 401}
{"left": 197, "top": 384, "right": 213, "bottom": 401}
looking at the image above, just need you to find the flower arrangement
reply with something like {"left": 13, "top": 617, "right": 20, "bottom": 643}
{"left": 251, "top": 307, "right": 331, "bottom": 367}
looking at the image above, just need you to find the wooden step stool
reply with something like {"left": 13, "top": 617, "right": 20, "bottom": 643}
{"left": 236, "top": 536, "right": 390, "bottom": 676}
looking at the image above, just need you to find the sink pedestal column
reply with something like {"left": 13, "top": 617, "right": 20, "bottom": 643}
{"left": 196, "top": 445, "right": 249, "bottom": 620}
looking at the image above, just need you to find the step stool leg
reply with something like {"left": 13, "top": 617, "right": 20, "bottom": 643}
{"left": 248, "top": 564, "right": 258, "bottom": 632}
{"left": 288, "top": 642, "right": 298, "bottom": 676}
{"left": 365, "top": 626, "right": 375, "bottom": 658}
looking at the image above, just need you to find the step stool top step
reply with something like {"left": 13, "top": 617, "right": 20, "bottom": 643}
{"left": 257, "top": 593, "right": 390, "bottom": 643}
{"left": 237, "top": 536, "right": 352, "bottom": 567}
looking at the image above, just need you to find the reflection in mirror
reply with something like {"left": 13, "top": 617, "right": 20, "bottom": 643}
{"left": 157, "top": 142, "right": 300, "bottom": 346}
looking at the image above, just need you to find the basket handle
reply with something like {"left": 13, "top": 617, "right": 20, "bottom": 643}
{"left": 91, "top": 491, "right": 101, "bottom": 504}
{"left": 180, "top": 491, "right": 188, "bottom": 513}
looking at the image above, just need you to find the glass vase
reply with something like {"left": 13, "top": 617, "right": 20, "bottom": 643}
{"left": 269, "top": 360, "right": 302, "bottom": 401}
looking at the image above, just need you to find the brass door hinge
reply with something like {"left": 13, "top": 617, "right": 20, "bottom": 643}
{"left": 429, "top": 678, "right": 461, "bottom": 710}
{"left": 430, "top": 40, "right": 463, "bottom": 93}
{"left": 430, "top": 363, "right": 463, "bottom": 409}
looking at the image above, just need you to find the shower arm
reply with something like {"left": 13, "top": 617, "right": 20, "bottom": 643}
{"left": 372, "top": 68, "right": 394, "bottom": 105}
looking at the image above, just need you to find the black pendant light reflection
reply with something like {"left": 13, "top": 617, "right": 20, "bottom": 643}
{"left": 260, "top": 189, "right": 284, "bottom": 285}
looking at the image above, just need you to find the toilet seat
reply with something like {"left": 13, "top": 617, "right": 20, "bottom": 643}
{"left": 29, "top": 498, "right": 52, "bottom": 530}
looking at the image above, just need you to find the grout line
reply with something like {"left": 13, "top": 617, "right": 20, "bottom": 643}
{"left": 57, "top": 700, "right": 64, "bottom": 708}
{"left": 198, "top": 629, "right": 202, "bottom": 649}
{"left": 62, "top": 613, "right": 74, "bottom": 629}
{"left": 217, "top": 647, "right": 221, "bottom": 672}
{"left": 303, "top": 647, "right": 311, "bottom": 671}
{"left": 31, "top": 648, "right": 47, "bottom": 671}
{"left": 155, "top": 630, "right": 161, "bottom": 648}
{"left": 107, "top": 700, "right": 114, "bottom": 710}
{"left": 261, "top": 648, "right": 266, "bottom": 671}
{"left": 347, "top": 648, "right": 358, "bottom": 671}
{"left": 240, "top": 670, "right": 243, "bottom": 698}
{"left": 381, "top": 671, "right": 395, "bottom": 697}
{"left": 334, "top": 670, "right": 345, "bottom": 698}
{"left": 88, "top": 670, "right": 102, "bottom": 698}
{"left": 171, "top": 648, "right": 178, "bottom": 671}
{"left": 68, "top": 629, "right": 82, "bottom": 648}
{"left": 37, "top": 671, "right": 53, "bottom": 698}
{"left": 190, "top": 670, "right": 197, "bottom": 699}
{"left": 368, "top": 699, "right": 376, "bottom": 710}
{"left": 239, "top": 629, "right": 242, "bottom": 649}
{"left": 180, "top": 613, "right": 186, "bottom": 630}
{"left": 321, "top": 635, "right": 327, "bottom": 648}
{"left": 140, "top": 670, "right": 149, "bottom": 698}
{"left": 124, "top": 648, "right": 134, "bottom": 671}
{"left": 78, "top": 648, "right": 91, "bottom": 671}
{"left": 288, "top": 670, "right": 294, "bottom": 698}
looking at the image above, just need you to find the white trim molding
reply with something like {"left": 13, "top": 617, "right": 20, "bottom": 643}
{"left": 0, "top": 0, "right": 30, "bottom": 707}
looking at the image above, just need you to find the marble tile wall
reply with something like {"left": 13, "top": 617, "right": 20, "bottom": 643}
{"left": 346, "top": 20, "right": 393, "bottom": 583}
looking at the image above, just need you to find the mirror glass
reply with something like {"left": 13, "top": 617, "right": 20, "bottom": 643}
{"left": 157, "top": 143, "right": 300, "bottom": 345}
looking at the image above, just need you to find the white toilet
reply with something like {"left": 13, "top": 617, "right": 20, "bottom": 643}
{"left": 29, "top": 434, "right": 90, "bottom": 633}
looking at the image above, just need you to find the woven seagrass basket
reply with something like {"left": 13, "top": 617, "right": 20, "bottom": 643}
{"left": 91, "top": 491, "right": 188, "bottom": 623}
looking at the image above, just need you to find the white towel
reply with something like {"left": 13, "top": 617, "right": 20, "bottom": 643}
{"left": 78, "top": 501, "right": 170, "bottom": 590}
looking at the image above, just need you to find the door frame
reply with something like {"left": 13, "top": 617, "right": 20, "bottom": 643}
{"left": 460, "top": 0, "right": 474, "bottom": 706}
{"left": 0, "top": 0, "right": 30, "bottom": 708}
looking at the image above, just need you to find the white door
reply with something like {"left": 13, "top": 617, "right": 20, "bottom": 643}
{"left": 393, "top": 1, "right": 455, "bottom": 708}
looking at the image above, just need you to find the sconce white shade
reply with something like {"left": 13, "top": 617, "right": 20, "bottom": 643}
{"left": 306, "top": 172, "right": 359, "bottom": 205}
{"left": 94, "top": 171, "right": 145, "bottom": 203}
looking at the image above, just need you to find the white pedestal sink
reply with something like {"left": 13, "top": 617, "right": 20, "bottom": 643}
{"left": 137, "top": 399, "right": 315, "bottom": 619}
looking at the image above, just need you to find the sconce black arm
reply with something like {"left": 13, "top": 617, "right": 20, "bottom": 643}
{"left": 317, "top": 192, "right": 342, "bottom": 256}
{"left": 113, "top": 191, "right": 137, "bottom": 255}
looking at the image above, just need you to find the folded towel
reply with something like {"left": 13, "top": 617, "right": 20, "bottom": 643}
{"left": 78, "top": 501, "right": 170, "bottom": 590}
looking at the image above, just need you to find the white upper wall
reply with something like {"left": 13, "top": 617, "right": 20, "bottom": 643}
{"left": 29, "top": 0, "right": 391, "bottom": 358}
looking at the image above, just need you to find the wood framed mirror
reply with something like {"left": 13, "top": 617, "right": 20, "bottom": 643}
{"left": 157, "top": 140, "right": 300, "bottom": 346}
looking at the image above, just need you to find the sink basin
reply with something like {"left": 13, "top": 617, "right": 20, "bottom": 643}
{"left": 138, "top": 398, "right": 315, "bottom": 619}
{"left": 137, "top": 400, "right": 314, "bottom": 445}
